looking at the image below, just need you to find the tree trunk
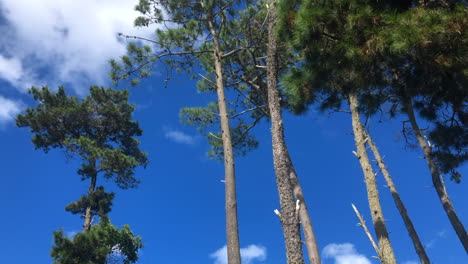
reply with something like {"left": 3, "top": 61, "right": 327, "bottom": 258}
{"left": 208, "top": 16, "right": 242, "bottom": 264}
{"left": 83, "top": 168, "right": 97, "bottom": 232}
{"left": 267, "top": 1, "right": 305, "bottom": 263}
{"left": 364, "top": 129, "right": 431, "bottom": 264}
{"left": 403, "top": 96, "right": 468, "bottom": 253}
{"left": 348, "top": 92, "right": 396, "bottom": 264}
{"left": 293, "top": 170, "right": 321, "bottom": 264}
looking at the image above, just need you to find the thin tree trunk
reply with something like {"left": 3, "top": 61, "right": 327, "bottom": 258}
{"left": 83, "top": 166, "right": 97, "bottom": 232}
{"left": 364, "top": 129, "right": 431, "bottom": 264}
{"left": 267, "top": 1, "right": 305, "bottom": 263}
{"left": 348, "top": 92, "right": 396, "bottom": 264}
{"left": 207, "top": 15, "right": 242, "bottom": 264}
{"left": 403, "top": 96, "right": 468, "bottom": 253}
{"left": 292, "top": 169, "right": 321, "bottom": 264}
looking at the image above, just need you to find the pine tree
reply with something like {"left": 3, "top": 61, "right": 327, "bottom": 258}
{"left": 110, "top": 1, "right": 259, "bottom": 262}
{"left": 376, "top": 1, "right": 467, "bottom": 251}
{"left": 17, "top": 86, "right": 146, "bottom": 263}
{"left": 277, "top": 1, "right": 411, "bottom": 263}
{"left": 280, "top": 0, "right": 467, "bottom": 258}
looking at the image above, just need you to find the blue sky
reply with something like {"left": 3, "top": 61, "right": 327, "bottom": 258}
{"left": 0, "top": 1, "right": 467, "bottom": 263}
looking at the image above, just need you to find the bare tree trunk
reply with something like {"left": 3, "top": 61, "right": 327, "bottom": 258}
{"left": 208, "top": 16, "right": 242, "bottom": 264}
{"left": 348, "top": 92, "right": 396, "bottom": 264}
{"left": 293, "top": 169, "right": 321, "bottom": 264}
{"left": 267, "top": 1, "right": 305, "bottom": 263}
{"left": 83, "top": 166, "right": 97, "bottom": 232}
{"left": 364, "top": 129, "right": 431, "bottom": 263}
{"left": 403, "top": 96, "right": 468, "bottom": 253}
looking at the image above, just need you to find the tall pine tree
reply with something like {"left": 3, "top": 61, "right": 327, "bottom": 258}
{"left": 17, "top": 86, "right": 146, "bottom": 263}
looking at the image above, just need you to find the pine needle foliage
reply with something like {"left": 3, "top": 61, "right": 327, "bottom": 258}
{"left": 51, "top": 216, "right": 143, "bottom": 264}
{"left": 17, "top": 86, "right": 147, "bottom": 263}
{"left": 17, "top": 86, "right": 148, "bottom": 188}
{"left": 279, "top": 0, "right": 467, "bottom": 178}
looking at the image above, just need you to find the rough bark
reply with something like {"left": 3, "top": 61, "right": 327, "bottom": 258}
{"left": 348, "top": 92, "right": 396, "bottom": 264}
{"left": 208, "top": 16, "right": 242, "bottom": 264}
{"left": 267, "top": 1, "right": 305, "bottom": 263}
{"left": 83, "top": 164, "right": 97, "bottom": 232}
{"left": 364, "top": 129, "right": 431, "bottom": 264}
{"left": 403, "top": 96, "right": 468, "bottom": 253}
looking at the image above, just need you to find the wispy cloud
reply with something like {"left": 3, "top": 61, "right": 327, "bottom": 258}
{"left": 0, "top": 0, "right": 155, "bottom": 93}
{"left": 164, "top": 129, "right": 197, "bottom": 145}
{"left": 0, "top": 96, "right": 23, "bottom": 125}
{"left": 322, "top": 243, "right": 371, "bottom": 264}
{"left": 210, "top": 244, "right": 267, "bottom": 264}
{"left": 426, "top": 228, "right": 448, "bottom": 249}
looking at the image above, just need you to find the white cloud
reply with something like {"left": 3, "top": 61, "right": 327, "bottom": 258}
{"left": 0, "top": 0, "right": 155, "bottom": 93}
{"left": 323, "top": 243, "right": 372, "bottom": 264}
{"left": 241, "top": 245, "right": 267, "bottom": 263}
{"left": 165, "top": 130, "right": 196, "bottom": 145}
{"left": 0, "top": 96, "right": 22, "bottom": 125}
{"left": 210, "top": 244, "right": 267, "bottom": 264}
{"left": 0, "top": 55, "right": 23, "bottom": 86}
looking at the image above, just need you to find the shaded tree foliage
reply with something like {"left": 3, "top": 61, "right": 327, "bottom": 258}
{"left": 51, "top": 216, "right": 143, "bottom": 264}
{"left": 278, "top": 0, "right": 467, "bottom": 255}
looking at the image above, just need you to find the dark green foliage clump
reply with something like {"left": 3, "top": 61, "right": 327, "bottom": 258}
{"left": 279, "top": 0, "right": 467, "bottom": 180}
{"left": 51, "top": 216, "right": 143, "bottom": 264}
{"left": 17, "top": 86, "right": 148, "bottom": 187}
{"left": 65, "top": 186, "right": 115, "bottom": 218}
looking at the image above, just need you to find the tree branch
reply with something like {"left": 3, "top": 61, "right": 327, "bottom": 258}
{"left": 351, "top": 203, "right": 381, "bottom": 259}
{"left": 229, "top": 104, "right": 267, "bottom": 119}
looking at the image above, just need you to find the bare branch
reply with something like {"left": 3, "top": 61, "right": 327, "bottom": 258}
{"left": 198, "top": 73, "right": 217, "bottom": 87}
{"left": 351, "top": 203, "right": 381, "bottom": 259}
{"left": 229, "top": 104, "right": 267, "bottom": 119}
{"left": 233, "top": 113, "right": 265, "bottom": 147}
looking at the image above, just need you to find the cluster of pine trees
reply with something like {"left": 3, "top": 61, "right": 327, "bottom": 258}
{"left": 16, "top": 0, "right": 466, "bottom": 263}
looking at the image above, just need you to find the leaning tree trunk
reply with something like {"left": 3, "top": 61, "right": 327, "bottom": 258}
{"left": 207, "top": 17, "right": 242, "bottom": 264}
{"left": 267, "top": 1, "right": 306, "bottom": 263}
{"left": 364, "top": 129, "right": 431, "bottom": 264}
{"left": 83, "top": 163, "right": 97, "bottom": 232}
{"left": 348, "top": 92, "right": 396, "bottom": 264}
{"left": 403, "top": 96, "right": 468, "bottom": 253}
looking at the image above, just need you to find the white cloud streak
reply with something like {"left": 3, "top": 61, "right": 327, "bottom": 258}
{"left": 0, "top": 0, "right": 154, "bottom": 93}
{"left": 0, "top": 96, "right": 22, "bottom": 125}
{"left": 426, "top": 228, "right": 448, "bottom": 249}
{"left": 210, "top": 244, "right": 267, "bottom": 264}
{"left": 322, "top": 243, "right": 372, "bottom": 264}
{"left": 165, "top": 130, "right": 196, "bottom": 145}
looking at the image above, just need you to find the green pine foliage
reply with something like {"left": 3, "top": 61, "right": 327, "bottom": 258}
{"left": 279, "top": 0, "right": 467, "bottom": 179}
{"left": 51, "top": 216, "right": 143, "bottom": 264}
{"left": 111, "top": 0, "right": 271, "bottom": 160}
{"left": 17, "top": 86, "right": 148, "bottom": 187}
{"left": 65, "top": 186, "right": 115, "bottom": 218}
{"left": 17, "top": 86, "right": 147, "bottom": 262}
